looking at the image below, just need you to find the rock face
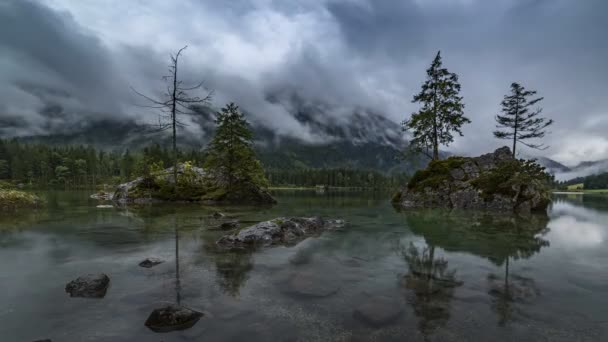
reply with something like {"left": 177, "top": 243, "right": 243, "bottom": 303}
{"left": 393, "top": 147, "right": 551, "bottom": 214}
{"left": 144, "top": 304, "right": 203, "bottom": 333}
{"left": 112, "top": 163, "right": 276, "bottom": 205}
{"left": 216, "top": 217, "right": 345, "bottom": 249}
{"left": 65, "top": 274, "right": 110, "bottom": 298}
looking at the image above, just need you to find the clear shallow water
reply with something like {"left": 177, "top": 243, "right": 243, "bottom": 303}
{"left": 1, "top": 191, "right": 607, "bottom": 341}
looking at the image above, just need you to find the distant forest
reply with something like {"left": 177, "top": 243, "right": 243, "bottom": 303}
{"left": 557, "top": 172, "right": 608, "bottom": 190}
{"left": 0, "top": 140, "right": 407, "bottom": 189}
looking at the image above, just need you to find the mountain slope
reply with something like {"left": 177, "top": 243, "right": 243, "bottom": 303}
{"left": 18, "top": 105, "right": 422, "bottom": 174}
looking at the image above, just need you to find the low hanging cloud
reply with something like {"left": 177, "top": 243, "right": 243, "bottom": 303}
{"left": 1, "top": 0, "right": 607, "bottom": 165}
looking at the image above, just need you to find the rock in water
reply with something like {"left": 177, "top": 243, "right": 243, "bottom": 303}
{"left": 216, "top": 217, "right": 345, "bottom": 249}
{"left": 353, "top": 296, "right": 404, "bottom": 328}
{"left": 211, "top": 211, "right": 225, "bottom": 219}
{"left": 65, "top": 274, "right": 110, "bottom": 298}
{"left": 139, "top": 258, "right": 164, "bottom": 268}
{"left": 220, "top": 220, "right": 239, "bottom": 230}
{"left": 144, "top": 304, "right": 204, "bottom": 333}
{"left": 392, "top": 147, "right": 552, "bottom": 214}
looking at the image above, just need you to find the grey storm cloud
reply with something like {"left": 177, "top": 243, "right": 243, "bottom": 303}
{"left": 0, "top": 0, "right": 607, "bottom": 165}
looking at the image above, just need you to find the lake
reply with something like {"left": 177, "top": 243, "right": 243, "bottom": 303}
{"left": 1, "top": 191, "right": 607, "bottom": 341}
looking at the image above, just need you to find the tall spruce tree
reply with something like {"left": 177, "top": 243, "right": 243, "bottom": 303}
{"left": 403, "top": 51, "right": 470, "bottom": 160}
{"left": 204, "top": 103, "right": 268, "bottom": 190}
{"left": 494, "top": 82, "right": 553, "bottom": 157}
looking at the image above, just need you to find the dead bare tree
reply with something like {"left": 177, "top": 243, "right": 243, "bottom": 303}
{"left": 132, "top": 46, "right": 213, "bottom": 186}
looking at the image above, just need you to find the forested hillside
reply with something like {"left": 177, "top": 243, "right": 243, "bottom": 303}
{"left": 0, "top": 139, "right": 409, "bottom": 189}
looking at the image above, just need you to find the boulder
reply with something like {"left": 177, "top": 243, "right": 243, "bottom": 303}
{"left": 144, "top": 304, "right": 203, "bottom": 333}
{"left": 65, "top": 274, "right": 110, "bottom": 298}
{"left": 353, "top": 296, "right": 404, "bottom": 328}
{"left": 392, "top": 147, "right": 551, "bottom": 214}
{"left": 90, "top": 191, "right": 113, "bottom": 201}
{"left": 139, "top": 258, "right": 164, "bottom": 268}
{"left": 220, "top": 220, "right": 239, "bottom": 230}
{"left": 211, "top": 211, "right": 225, "bottom": 219}
{"left": 112, "top": 163, "right": 276, "bottom": 205}
{"left": 216, "top": 217, "right": 345, "bottom": 249}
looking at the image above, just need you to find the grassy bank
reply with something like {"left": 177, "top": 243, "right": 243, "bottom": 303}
{"left": 0, "top": 190, "right": 43, "bottom": 211}
{"left": 553, "top": 189, "right": 608, "bottom": 194}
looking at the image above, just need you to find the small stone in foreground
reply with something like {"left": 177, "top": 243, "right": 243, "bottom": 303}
{"left": 353, "top": 296, "right": 404, "bottom": 328}
{"left": 139, "top": 258, "right": 165, "bottom": 268}
{"left": 144, "top": 304, "right": 204, "bottom": 333}
{"left": 65, "top": 273, "right": 110, "bottom": 298}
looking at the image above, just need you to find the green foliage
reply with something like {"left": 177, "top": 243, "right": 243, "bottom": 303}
{"left": 267, "top": 168, "right": 408, "bottom": 189}
{"left": 494, "top": 83, "right": 553, "bottom": 156}
{"left": 204, "top": 103, "right": 269, "bottom": 190}
{"left": 407, "top": 157, "right": 466, "bottom": 191}
{"left": 0, "top": 180, "right": 15, "bottom": 190}
{"left": 403, "top": 51, "right": 470, "bottom": 160}
{"left": 580, "top": 172, "right": 608, "bottom": 190}
{"left": 0, "top": 190, "right": 42, "bottom": 211}
{"left": 471, "top": 159, "right": 552, "bottom": 199}
{"left": 0, "top": 140, "right": 205, "bottom": 189}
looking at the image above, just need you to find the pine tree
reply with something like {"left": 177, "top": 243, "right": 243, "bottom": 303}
{"left": 403, "top": 51, "right": 470, "bottom": 160}
{"left": 494, "top": 82, "right": 553, "bottom": 157}
{"left": 204, "top": 103, "right": 268, "bottom": 190}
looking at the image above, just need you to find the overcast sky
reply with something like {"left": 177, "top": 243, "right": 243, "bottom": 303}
{"left": 0, "top": 0, "right": 607, "bottom": 165}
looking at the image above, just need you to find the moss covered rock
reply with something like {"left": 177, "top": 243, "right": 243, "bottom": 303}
{"left": 392, "top": 147, "right": 551, "bottom": 214}
{"left": 0, "top": 190, "right": 43, "bottom": 211}
{"left": 112, "top": 163, "right": 275, "bottom": 205}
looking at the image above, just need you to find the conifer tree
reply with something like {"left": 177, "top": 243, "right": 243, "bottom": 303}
{"left": 403, "top": 51, "right": 470, "bottom": 160}
{"left": 204, "top": 103, "right": 268, "bottom": 190}
{"left": 494, "top": 83, "right": 553, "bottom": 157}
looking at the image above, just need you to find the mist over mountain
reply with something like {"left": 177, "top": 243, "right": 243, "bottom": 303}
{"left": 18, "top": 96, "right": 420, "bottom": 174}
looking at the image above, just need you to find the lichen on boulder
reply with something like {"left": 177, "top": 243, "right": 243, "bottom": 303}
{"left": 392, "top": 147, "right": 551, "bottom": 214}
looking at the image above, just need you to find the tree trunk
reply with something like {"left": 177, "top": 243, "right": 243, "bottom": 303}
{"left": 172, "top": 61, "right": 178, "bottom": 188}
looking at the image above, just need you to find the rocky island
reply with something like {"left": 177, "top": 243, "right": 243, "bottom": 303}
{"left": 392, "top": 147, "right": 552, "bottom": 214}
{"left": 110, "top": 162, "right": 275, "bottom": 205}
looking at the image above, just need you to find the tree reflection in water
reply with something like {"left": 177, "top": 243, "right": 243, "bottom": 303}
{"left": 213, "top": 249, "right": 254, "bottom": 297}
{"left": 400, "top": 209, "right": 550, "bottom": 330}
{"left": 400, "top": 242, "right": 462, "bottom": 337}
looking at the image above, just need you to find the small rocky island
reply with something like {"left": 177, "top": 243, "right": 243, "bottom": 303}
{"left": 111, "top": 163, "right": 276, "bottom": 205}
{"left": 217, "top": 217, "right": 345, "bottom": 249}
{"left": 392, "top": 147, "right": 552, "bottom": 214}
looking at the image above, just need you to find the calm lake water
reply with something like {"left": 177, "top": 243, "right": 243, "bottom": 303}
{"left": 1, "top": 191, "right": 607, "bottom": 341}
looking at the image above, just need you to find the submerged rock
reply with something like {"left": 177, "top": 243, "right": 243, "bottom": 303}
{"left": 216, "top": 217, "right": 345, "bottom": 249}
{"left": 65, "top": 273, "right": 110, "bottom": 298}
{"left": 392, "top": 147, "right": 552, "bottom": 214}
{"left": 353, "top": 296, "right": 404, "bottom": 328}
{"left": 144, "top": 304, "right": 204, "bottom": 333}
{"left": 139, "top": 258, "right": 164, "bottom": 268}
{"left": 220, "top": 220, "right": 239, "bottom": 230}
{"left": 211, "top": 211, "right": 225, "bottom": 219}
{"left": 285, "top": 271, "right": 340, "bottom": 298}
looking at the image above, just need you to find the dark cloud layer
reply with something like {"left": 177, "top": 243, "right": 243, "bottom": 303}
{"left": 0, "top": 0, "right": 607, "bottom": 164}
